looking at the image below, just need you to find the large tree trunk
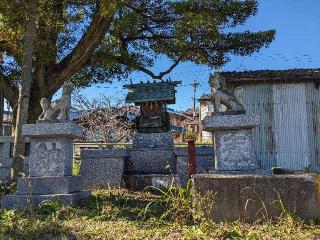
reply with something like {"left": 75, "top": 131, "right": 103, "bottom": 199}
{"left": 12, "top": 0, "right": 38, "bottom": 178}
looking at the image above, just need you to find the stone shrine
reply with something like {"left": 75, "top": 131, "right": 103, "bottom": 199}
{"left": 2, "top": 82, "right": 89, "bottom": 209}
{"left": 203, "top": 72, "right": 260, "bottom": 172}
{"left": 124, "top": 80, "right": 180, "bottom": 174}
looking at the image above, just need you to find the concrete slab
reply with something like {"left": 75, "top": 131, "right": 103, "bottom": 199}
{"left": 192, "top": 174, "right": 320, "bottom": 222}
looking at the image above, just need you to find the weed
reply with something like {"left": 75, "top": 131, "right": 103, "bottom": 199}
{"left": 0, "top": 180, "right": 16, "bottom": 197}
{"left": 0, "top": 189, "right": 318, "bottom": 239}
{"left": 38, "top": 199, "right": 68, "bottom": 220}
{"left": 143, "top": 179, "right": 214, "bottom": 224}
{"left": 72, "top": 159, "right": 81, "bottom": 176}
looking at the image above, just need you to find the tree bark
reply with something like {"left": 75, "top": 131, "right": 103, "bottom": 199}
{"left": 12, "top": 0, "right": 38, "bottom": 178}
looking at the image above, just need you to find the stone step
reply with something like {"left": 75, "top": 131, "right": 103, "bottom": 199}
{"left": 1, "top": 191, "right": 90, "bottom": 209}
{"left": 17, "top": 176, "right": 81, "bottom": 195}
{"left": 123, "top": 174, "right": 179, "bottom": 191}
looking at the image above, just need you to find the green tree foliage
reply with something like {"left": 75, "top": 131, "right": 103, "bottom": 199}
{"left": 0, "top": 0, "right": 275, "bottom": 122}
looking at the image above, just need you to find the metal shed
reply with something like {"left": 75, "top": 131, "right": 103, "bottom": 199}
{"left": 223, "top": 69, "right": 320, "bottom": 171}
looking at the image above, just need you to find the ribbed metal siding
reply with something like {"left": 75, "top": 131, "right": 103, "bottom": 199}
{"left": 239, "top": 82, "right": 320, "bottom": 171}
{"left": 242, "top": 84, "right": 276, "bottom": 169}
{"left": 272, "top": 83, "right": 310, "bottom": 170}
{"left": 305, "top": 82, "right": 320, "bottom": 171}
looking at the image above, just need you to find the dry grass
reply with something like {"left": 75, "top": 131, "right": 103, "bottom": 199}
{"left": 0, "top": 189, "right": 319, "bottom": 240}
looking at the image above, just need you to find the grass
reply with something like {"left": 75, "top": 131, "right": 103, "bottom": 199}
{"left": 0, "top": 188, "right": 319, "bottom": 240}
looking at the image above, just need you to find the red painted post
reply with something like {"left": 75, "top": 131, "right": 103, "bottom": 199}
{"left": 187, "top": 138, "right": 196, "bottom": 177}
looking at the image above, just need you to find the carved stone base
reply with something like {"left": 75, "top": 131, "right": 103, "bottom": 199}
{"left": 22, "top": 123, "right": 82, "bottom": 177}
{"left": 203, "top": 114, "right": 260, "bottom": 171}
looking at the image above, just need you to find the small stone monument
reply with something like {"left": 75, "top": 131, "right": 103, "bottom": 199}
{"left": 124, "top": 80, "right": 181, "bottom": 174}
{"left": 203, "top": 72, "right": 260, "bottom": 171}
{"left": 2, "top": 82, "right": 89, "bottom": 209}
{"left": 0, "top": 136, "right": 13, "bottom": 182}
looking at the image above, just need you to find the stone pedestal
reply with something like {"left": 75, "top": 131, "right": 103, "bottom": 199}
{"left": 203, "top": 114, "right": 260, "bottom": 171}
{"left": 127, "top": 132, "right": 176, "bottom": 174}
{"left": 1, "top": 123, "right": 89, "bottom": 209}
{"left": 80, "top": 149, "right": 127, "bottom": 190}
{"left": 0, "top": 136, "right": 13, "bottom": 182}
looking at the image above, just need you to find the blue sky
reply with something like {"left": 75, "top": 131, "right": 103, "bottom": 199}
{"left": 78, "top": 0, "right": 320, "bottom": 111}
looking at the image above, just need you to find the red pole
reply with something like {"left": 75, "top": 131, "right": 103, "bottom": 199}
{"left": 187, "top": 138, "right": 196, "bottom": 177}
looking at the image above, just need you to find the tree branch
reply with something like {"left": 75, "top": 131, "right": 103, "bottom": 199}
{"left": 47, "top": 1, "right": 115, "bottom": 96}
{"left": 132, "top": 57, "right": 181, "bottom": 80}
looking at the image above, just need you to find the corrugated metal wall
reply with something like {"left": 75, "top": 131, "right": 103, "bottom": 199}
{"left": 240, "top": 82, "right": 320, "bottom": 171}
{"left": 305, "top": 82, "right": 320, "bottom": 171}
{"left": 242, "top": 84, "right": 276, "bottom": 169}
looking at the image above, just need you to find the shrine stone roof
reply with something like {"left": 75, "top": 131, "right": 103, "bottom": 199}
{"left": 124, "top": 80, "right": 181, "bottom": 104}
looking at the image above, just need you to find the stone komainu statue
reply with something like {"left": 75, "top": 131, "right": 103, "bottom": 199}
{"left": 209, "top": 72, "right": 246, "bottom": 114}
{"left": 38, "top": 81, "right": 73, "bottom": 122}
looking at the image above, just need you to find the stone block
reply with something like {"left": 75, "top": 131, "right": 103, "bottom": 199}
{"left": 22, "top": 123, "right": 83, "bottom": 138}
{"left": 17, "top": 176, "right": 81, "bottom": 195}
{"left": 28, "top": 138, "right": 73, "bottom": 177}
{"left": 0, "top": 158, "right": 13, "bottom": 168}
{"left": 0, "top": 136, "right": 13, "bottom": 159}
{"left": 192, "top": 174, "right": 320, "bottom": 222}
{"left": 214, "top": 129, "right": 257, "bottom": 171}
{"left": 23, "top": 156, "right": 30, "bottom": 176}
{"left": 80, "top": 156, "right": 125, "bottom": 190}
{"left": 127, "top": 148, "right": 176, "bottom": 174}
{"left": 132, "top": 132, "right": 174, "bottom": 149}
{"left": 0, "top": 168, "right": 12, "bottom": 182}
{"left": 203, "top": 114, "right": 260, "bottom": 131}
{"left": 80, "top": 149, "right": 128, "bottom": 159}
{"left": 1, "top": 191, "right": 90, "bottom": 210}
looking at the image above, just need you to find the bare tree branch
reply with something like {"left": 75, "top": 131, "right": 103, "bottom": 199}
{"left": 134, "top": 57, "right": 181, "bottom": 80}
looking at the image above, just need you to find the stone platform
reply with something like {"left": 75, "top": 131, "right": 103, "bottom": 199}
{"left": 203, "top": 114, "right": 260, "bottom": 171}
{"left": 192, "top": 173, "right": 320, "bottom": 222}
